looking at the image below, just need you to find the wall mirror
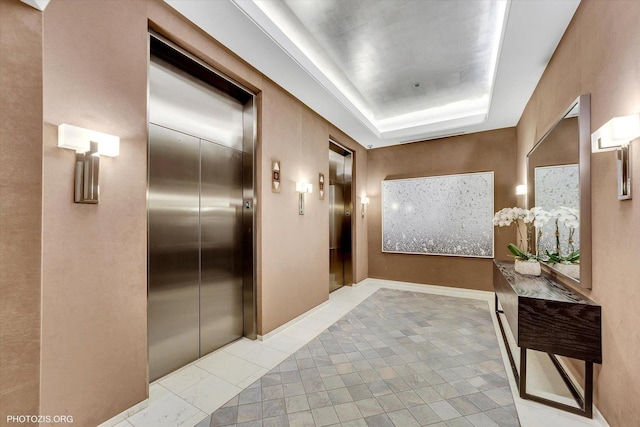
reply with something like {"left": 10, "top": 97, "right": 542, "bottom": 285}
{"left": 527, "top": 94, "right": 591, "bottom": 289}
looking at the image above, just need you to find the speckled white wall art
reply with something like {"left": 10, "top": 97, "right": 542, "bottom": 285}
{"left": 535, "top": 164, "right": 580, "bottom": 255}
{"left": 382, "top": 172, "right": 494, "bottom": 257}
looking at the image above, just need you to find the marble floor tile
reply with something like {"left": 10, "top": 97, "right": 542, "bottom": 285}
{"left": 148, "top": 383, "right": 173, "bottom": 405}
{"left": 179, "top": 375, "right": 242, "bottom": 414}
{"left": 159, "top": 365, "right": 212, "bottom": 394}
{"left": 128, "top": 392, "right": 205, "bottom": 427}
{"left": 196, "top": 351, "right": 265, "bottom": 385}
{"left": 236, "top": 344, "right": 290, "bottom": 369}
{"left": 311, "top": 406, "right": 339, "bottom": 427}
{"left": 263, "top": 334, "right": 308, "bottom": 354}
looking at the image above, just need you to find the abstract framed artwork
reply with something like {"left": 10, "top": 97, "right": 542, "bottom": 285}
{"left": 382, "top": 171, "right": 494, "bottom": 257}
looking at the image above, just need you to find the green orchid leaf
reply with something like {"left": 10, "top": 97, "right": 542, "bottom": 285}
{"left": 507, "top": 243, "right": 530, "bottom": 260}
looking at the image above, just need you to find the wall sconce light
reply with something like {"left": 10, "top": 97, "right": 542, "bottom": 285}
{"left": 515, "top": 185, "right": 527, "bottom": 196}
{"left": 296, "top": 182, "right": 312, "bottom": 215}
{"left": 361, "top": 196, "right": 370, "bottom": 218}
{"left": 591, "top": 114, "right": 640, "bottom": 200}
{"left": 319, "top": 173, "right": 325, "bottom": 200}
{"left": 57, "top": 124, "right": 119, "bottom": 204}
{"left": 272, "top": 159, "right": 281, "bottom": 193}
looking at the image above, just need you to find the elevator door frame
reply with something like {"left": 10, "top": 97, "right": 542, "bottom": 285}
{"left": 329, "top": 140, "right": 353, "bottom": 291}
{"left": 147, "top": 33, "right": 257, "bottom": 381}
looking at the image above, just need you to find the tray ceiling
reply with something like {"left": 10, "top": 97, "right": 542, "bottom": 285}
{"left": 165, "top": 0, "right": 580, "bottom": 148}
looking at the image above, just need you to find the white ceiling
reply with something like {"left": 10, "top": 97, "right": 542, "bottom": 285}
{"left": 165, "top": 0, "right": 580, "bottom": 149}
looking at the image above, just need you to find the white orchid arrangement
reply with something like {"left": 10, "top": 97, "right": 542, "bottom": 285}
{"left": 493, "top": 207, "right": 552, "bottom": 261}
{"left": 545, "top": 206, "right": 580, "bottom": 265}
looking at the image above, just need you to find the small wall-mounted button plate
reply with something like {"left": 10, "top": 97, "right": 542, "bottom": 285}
{"left": 319, "top": 173, "right": 325, "bottom": 200}
{"left": 272, "top": 159, "right": 281, "bottom": 193}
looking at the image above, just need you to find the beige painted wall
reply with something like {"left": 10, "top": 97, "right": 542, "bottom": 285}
{"left": 259, "top": 80, "right": 331, "bottom": 334}
{"left": 259, "top": 82, "right": 369, "bottom": 334}
{"left": 41, "top": 1, "right": 149, "bottom": 424}
{"left": 0, "top": 1, "right": 42, "bottom": 425}
{"left": 516, "top": 1, "right": 640, "bottom": 425}
{"left": 367, "top": 128, "right": 516, "bottom": 291}
{"left": 35, "top": 0, "right": 369, "bottom": 425}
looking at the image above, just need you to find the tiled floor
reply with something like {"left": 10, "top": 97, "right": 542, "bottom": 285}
{"left": 199, "top": 289, "right": 519, "bottom": 427}
{"left": 111, "top": 279, "right": 607, "bottom": 427}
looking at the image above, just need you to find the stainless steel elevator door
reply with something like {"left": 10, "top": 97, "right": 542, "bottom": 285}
{"left": 329, "top": 144, "right": 353, "bottom": 292}
{"left": 148, "top": 124, "right": 201, "bottom": 381}
{"left": 148, "top": 126, "right": 246, "bottom": 382}
{"left": 200, "top": 140, "right": 244, "bottom": 354}
{"left": 148, "top": 36, "right": 255, "bottom": 383}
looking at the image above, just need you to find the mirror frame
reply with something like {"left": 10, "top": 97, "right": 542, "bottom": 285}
{"left": 526, "top": 94, "right": 591, "bottom": 289}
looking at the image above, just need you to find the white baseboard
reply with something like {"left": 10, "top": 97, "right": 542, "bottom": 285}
{"left": 351, "top": 278, "right": 373, "bottom": 288}
{"left": 370, "top": 277, "right": 494, "bottom": 302}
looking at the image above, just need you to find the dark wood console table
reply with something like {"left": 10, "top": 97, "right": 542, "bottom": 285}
{"left": 493, "top": 260, "right": 602, "bottom": 418}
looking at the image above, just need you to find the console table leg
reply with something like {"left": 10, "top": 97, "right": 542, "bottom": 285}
{"left": 585, "top": 361, "right": 593, "bottom": 418}
{"left": 519, "top": 347, "right": 527, "bottom": 399}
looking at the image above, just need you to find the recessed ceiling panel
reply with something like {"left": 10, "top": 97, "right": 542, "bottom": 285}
{"left": 282, "top": 0, "right": 503, "bottom": 123}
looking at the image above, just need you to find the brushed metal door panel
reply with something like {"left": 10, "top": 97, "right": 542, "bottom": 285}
{"left": 148, "top": 124, "right": 201, "bottom": 382}
{"left": 329, "top": 143, "right": 353, "bottom": 292}
{"left": 149, "top": 56, "right": 245, "bottom": 151}
{"left": 342, "top": 151, "right": 353, "bottom": 287}
{"left": 200, "top": 140, "right": 244, "bottom": 355}
{"left": 329, "top": 148, "right": 345, "bottom": 292}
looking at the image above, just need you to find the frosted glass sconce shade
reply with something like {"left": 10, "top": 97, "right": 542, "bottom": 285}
{"left": 295, "top": 182, "right": 312, "bottom": 193}
{"left": 591, "top": 115, "right": 640, "bottom": 152}
{"left": 591, "top": 114, "right": 640, "bottom": 200}
{"left": 58, "top": 123, "right": 119, "bottom": 156}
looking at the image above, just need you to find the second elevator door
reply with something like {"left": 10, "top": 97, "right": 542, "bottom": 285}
{"left": 329, "top": 143, "right": 353, "bottom": 292}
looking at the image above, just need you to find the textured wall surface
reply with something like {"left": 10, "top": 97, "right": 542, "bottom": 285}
{"left": 516, "top": 1, "right": 640, "bottom": 424}
{"left": 0, "top": 1, "right": 42, "bottom": 425}
{"left": 41, "top": 1, "right": 149, "bottom": 425}
{"left": 259, "top": 82, "right": 369, "bottom": 333}
{"left": 367, "top": 128, "right": 516, "bottom": 291}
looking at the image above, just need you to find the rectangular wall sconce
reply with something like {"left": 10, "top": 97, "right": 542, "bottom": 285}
{"left": 272, "top": 159, "right": 281, "bottom": 193}
{"left": 515, "top": 184, "right": 527, "bottom": 196}
{"left": 361, "top": 196, "right": 370, "bottom": 218}
{"left": 296, "top": 182, "right": 312, "bottom": 215}
{"left": 319, "top": 173, "right": 325, "bottom": 200}
{"left": 58, "top": 123, "right": 119, "bottom": 204}
{"left": 591, "top": 114, "right": 640, "bottom": 200}
{"left": 58, "top": 123, "right": 120, "bottom": 156}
